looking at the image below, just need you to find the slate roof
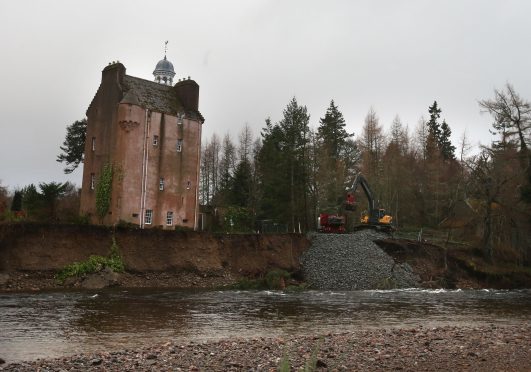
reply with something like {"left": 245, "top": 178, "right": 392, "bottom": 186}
{"left": 122, "top": 75, "right": 204, "bottom": 123}
{"left": 123, "top": 75, "right": 182, "bottom": 115}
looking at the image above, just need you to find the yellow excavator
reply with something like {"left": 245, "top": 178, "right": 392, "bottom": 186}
{"left": 345, "top": 174, "right": 394, "bottom": 232}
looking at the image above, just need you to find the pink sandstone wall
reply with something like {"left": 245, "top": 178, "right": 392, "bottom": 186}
{"left": 80, "top": 63, "right": 202, "bottom": 230}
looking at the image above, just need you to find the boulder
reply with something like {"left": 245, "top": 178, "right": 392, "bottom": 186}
{"left": 81, "top": 267, "right": 120, "bottom": 289}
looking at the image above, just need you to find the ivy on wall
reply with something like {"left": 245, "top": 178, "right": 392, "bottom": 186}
{"left": 95, "top": 163, "right": 113, "bottom": 221}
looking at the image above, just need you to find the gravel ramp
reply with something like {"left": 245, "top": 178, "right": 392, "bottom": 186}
{"left": 301, "top": 230, "right": 420, "bottom": 289}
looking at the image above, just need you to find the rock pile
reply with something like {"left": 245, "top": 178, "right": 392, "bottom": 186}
{"left": 301, "top": 230, "right": 420, "bottom": 289}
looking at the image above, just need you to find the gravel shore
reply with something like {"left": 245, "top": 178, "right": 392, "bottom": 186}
{"left": 2, "top": 324, "right": 529, "bottom": 371}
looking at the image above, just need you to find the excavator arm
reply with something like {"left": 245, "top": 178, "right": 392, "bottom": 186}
{"left": 345, "top": 174, "right": 393, "bottom": 228}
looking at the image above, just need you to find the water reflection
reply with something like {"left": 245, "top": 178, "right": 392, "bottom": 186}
{"left": 0, "top": 289, "right": 530, "bottom": 363}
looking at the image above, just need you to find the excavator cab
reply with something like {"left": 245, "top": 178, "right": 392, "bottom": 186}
{"left": 345, "top": 192, "right": 357, "bottom": 211}
{"left": 346, "top": 174, "right": 395, "bottom": 232}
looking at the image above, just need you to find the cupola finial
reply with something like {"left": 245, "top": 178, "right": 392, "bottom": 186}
{"left": 153, "top": 41, "right": 175, "bottom": 85}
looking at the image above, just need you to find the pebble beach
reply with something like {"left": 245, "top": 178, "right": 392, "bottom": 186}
{"left": 2, "top": 324, "right": 529, "bottom": 371}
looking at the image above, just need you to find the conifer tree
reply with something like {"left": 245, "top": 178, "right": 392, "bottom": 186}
{"left": 427, "top": 101, "right": 442, "bottom": 142}
{"left": 316, "top": 100, "right": 354, "bottom": 212}
{"left": 10, "top": 190, "right": 23, "bottom": 211}
{"left": 229, "top": 159, "right": 253, "bottom": 207}
{"left": 439, "top": 120, "right": 456, "bottom": 160}
{"left": 317, "top": 100, "right": 350, "bottom": 159}
{"left": 57, "top": 118, "right": 87, "bottom": 174}
{"left": 258, "top": 98, "right": 311, "bottom": 231}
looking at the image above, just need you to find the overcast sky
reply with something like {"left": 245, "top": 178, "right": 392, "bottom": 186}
{"left": 1, "top": 0, "right": 530, "bottom": 190}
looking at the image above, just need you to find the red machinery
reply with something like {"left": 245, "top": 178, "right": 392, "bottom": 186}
{"left": 318, "top": 213, "right": 346, "bottom": 233}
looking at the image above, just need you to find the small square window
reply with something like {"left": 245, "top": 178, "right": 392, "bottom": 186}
{"left": 166, "top": 211, "right": 173, "bottom": 226}
{"left": 91, "top": 137, "right": 96, "bottom": 151}
{"left": 90, "top": 173, "right": 95, "bottom": 190}
{"left": 159, "top": 177, "right": 164, "bottom": 191}
{"left": 153, "top": 135, "right": 159, "bottom": 146}
{"left": 176, "top": 139, "right": 183, "bottom": 152}
{"left": 144, "top": 209, "right": 153, "bottom": 225}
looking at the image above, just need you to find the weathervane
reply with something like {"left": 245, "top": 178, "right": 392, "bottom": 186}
{"left": 164, "top": 40, "right": 168, "bottom": 58}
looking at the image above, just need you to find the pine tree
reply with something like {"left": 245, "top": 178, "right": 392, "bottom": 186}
{"left": 427, "top": 101, "right": 442, "bottom": 142}
{"left": 57, "top": 118, "right": 87, "bottom": 174}
{"left": 317, "top": 100, "right": 351, "bottom": 159}
{"left": 10, "top": 190, "right": 23, "bottom": 211}
{"left": 316, "top": 100, "right": 354, "bottom": 212}
{"left": 439, "top": 120, "right": 456, "bottom": 160}
{"left": 257, "top": 118, "right": 288, "bottom": 222}
{"left": 229, "top": 159, "right": 253, "bottom": 207}
{"left": 214, "top": 134, "right": 237, "bottom": 206}
{"left": 258, "top": 98, "right": 311, "bottom": 231}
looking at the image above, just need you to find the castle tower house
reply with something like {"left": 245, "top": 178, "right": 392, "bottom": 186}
{"left": 79, "top": 55, "right": 204, "bottom": 229}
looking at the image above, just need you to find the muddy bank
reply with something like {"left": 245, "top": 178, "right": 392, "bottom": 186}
{"left": 0, "top": 223, "right": 308, "bottom": 291}
{"left": 1, "top": 324, "right": 529, "bottom": 371}
{"left": 376, "top": 238, "right": 531, "bottom": 289}
{"left": 1, "top": 223, "right": 530, "bottom": 291}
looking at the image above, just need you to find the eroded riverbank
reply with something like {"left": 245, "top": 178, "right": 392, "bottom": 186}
{"left": 2, "top": 223, "right": 531, "bottom": 292}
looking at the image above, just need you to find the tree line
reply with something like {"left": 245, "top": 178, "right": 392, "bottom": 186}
{"left": 0, "top": 181, "right": 81, "bottom": 223}
{"left": 3, "top": 82, "right": 527, "bottom": 264}
{"left": 200, "top": 84, "right": 531, "bottom": 263}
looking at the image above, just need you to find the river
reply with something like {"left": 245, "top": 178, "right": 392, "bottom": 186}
{"left": 1, "top": 288, "right": 530, "bottom": 363}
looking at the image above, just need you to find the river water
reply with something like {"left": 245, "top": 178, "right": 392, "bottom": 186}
{"left": 1, "top": 288, "right": 530, "bottom": 363}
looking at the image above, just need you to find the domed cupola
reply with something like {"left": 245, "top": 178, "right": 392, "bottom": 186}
{"left": 153, "top": 41, "right": 176, "bottom": 85}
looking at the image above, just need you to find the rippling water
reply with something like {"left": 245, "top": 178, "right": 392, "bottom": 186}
{"left": 1, "top": 288, "right": 530, "bottom": 363}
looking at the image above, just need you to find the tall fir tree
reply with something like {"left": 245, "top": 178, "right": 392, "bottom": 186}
{"left": 57, "top": 118, "right": 87, "bottom": 174}
{"left": 439, "top": 120, "right": 456, "bottom": 160}
{"left": 427, "top": 101, "right": 442, "bottom": 141}
{"left": 258, "top": 98, "right": 311, "bottom": 231}
{"left": 10, "top": 190, "right": 23, "bottom": 211}
{"left": 317, "top": 100, "right": 350, "bottom": 159}
{"left": 316, "top": 100, "right": 354, "bottom": 211}
{"left": 229, "top": 159, "right": 253, "bottom": 207}
{"left": 257, "top": 118, "right": 288, "bottom": 222}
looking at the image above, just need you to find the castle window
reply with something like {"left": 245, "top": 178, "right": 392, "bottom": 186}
{"left": 90, "top": 173, "right": 95, "bottom": 190}
{"left": 153, "top": 135, "right": 159, "bottom": 146}
{"left": 91, "top": 137, "right": 96, "bottom": 151}
{"left": 166, "top": 211, "right": 174, "bottom": 226}
{"left": 176, "top": 139, "right": 183, "bottom": 152}
{"left": 186, "top": 180, "right": 191, "bottom": 190}
{"left": 177, "top": 112, "right": 184, "bottom": 125}
{"left": 159, "top": 177, "right": 164, "bottom": 191}
{"left": 144, "top": 209, "right": 153, "bottom": 225}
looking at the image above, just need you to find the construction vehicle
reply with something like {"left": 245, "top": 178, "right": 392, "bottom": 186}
{"left": 318, "top": 213, "right": 345, "bottom": 233}
{"left": 345, "top": 174, "right": 395, "bottom": 232}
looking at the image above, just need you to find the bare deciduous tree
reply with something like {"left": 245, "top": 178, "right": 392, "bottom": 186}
{"left": 479, "top": 83, "right": 531, "bottom": 153}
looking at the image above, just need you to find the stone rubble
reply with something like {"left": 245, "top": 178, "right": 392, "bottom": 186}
{"left": 301, "top": 230, "right": 420, "bottom": 289}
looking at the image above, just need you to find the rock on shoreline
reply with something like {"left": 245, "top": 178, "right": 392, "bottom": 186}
{"left": 0, "top": 270, "right": 239, "bottom": 292}
{"left": 1, "top": 324, "right": 529, "bottom": 371}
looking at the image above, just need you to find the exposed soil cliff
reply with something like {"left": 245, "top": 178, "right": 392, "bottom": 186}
{"left": 375, "top": 238, "right": 531, "bottom": 289}
{"left": 1, "top": 224, "right": 529, "bottom": 291}
{"left": 0, "top": 223, "right": 309, "bottom": 291}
